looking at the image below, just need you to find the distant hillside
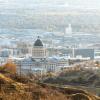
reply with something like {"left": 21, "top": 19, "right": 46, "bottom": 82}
{"left": 1, "top": 9, "right": 100, "bottom": 33}
{"left": 44, "top": 70, "right": 100, "bottom": 96}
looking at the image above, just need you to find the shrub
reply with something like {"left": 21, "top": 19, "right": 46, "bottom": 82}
{"left": 3, "top": 61, "right": 16, "bottom": 74}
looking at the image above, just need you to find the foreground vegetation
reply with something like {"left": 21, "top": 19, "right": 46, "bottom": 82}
{"left": 0, "top": 61, "right": 100, "bottom": 100}
{"left": 0, "top": 70, "right": 100, "bottom": 100}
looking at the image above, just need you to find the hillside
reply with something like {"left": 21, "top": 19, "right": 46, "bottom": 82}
{"left": 0, "top": 72, "right": 100, "bottom": 100}
{"left": 1, "top": 9, "right": 100, "bottom": 33}
{"left": 44, "top": 70, "right": 100, "bottom": 96}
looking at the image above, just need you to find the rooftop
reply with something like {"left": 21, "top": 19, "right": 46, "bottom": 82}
{"left": 34, "top": 36, "right": 43, "bottom": 47}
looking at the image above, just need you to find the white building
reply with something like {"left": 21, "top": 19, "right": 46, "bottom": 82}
{"left": 65, "top": 24, "right": 72, "bottom": 35}
{"left": 94, "top": 50, "right": 100, "bottom": 60}
{"left": 13, "top": 37, "right": 69, "bottom": 75}
{"left": 11, "top": 37, "right": 91, "bottom": 75}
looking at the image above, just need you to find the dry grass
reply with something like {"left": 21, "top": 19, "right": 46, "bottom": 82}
{"left": 0, "top": 73, "right": 100, "bottom": 100}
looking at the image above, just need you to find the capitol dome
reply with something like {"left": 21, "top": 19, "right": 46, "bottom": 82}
{"left": 34, "top": 36, "right": 43, "bottom": 47}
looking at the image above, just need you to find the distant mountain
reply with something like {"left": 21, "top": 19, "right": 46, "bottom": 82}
{"left": 0, "top": 0, "right": 100, "bottom": 9}
{"left": 0, "top": 10, "right": 100, "bottom": 34}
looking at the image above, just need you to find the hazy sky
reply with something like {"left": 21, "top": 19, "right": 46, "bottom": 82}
{"left": 0, "top": 0, "right": 100, "bottom": 9}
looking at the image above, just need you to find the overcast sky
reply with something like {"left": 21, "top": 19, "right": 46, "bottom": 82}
{"left": 0, "top": 0, "right": 100, "bottom": 9}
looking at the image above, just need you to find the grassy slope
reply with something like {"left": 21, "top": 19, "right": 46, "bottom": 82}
{"left": 0, "top": 72, "right": 100, "bottom": 100}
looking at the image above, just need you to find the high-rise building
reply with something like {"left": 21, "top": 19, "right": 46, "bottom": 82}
{"left": 65, "top": 24, "right": 72, "bottom": 35}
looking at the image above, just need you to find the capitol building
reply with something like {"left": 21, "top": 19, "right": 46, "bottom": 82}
{"left": 13, "top": 37, "right": 69, "bottom": 75}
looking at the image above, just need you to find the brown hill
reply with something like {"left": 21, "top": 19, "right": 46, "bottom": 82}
{"left": 0, "top": 73, "right": 100, "bottom": 100}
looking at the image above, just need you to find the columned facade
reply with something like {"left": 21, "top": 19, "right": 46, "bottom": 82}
{"left": 32, "top": 47, "right": 46, "bottom": 59}
{"left": 32, "top": 37, "right": 46, "bottom": 59}
{"left": 14, "top": 36, "right": 69, "bottom": 75}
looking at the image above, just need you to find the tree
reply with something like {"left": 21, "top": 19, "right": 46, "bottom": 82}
{"left": 3, "top": 61, "right": 16, "bottom": 74}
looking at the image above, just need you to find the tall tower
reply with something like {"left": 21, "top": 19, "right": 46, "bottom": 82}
{"left": 32, "top": 36, "right": 46, "bottom": 59}
{"left": 65, "top": 24, "right": 72, "bottom": 35}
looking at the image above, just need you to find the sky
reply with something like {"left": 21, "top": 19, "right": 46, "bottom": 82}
{"left": 0, "top": 0, "right": 100, "bottom": 9}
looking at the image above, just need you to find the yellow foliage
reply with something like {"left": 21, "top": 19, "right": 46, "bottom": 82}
{"left": 3, "top": 61, "right": 16, "bottom": 74}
